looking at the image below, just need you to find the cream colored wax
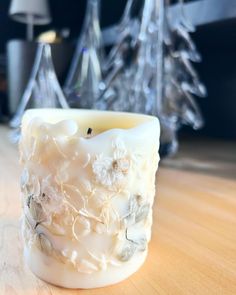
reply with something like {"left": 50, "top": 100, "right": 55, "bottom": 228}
{"left": 20, "top": 109, "right": 160, "bottom": 289}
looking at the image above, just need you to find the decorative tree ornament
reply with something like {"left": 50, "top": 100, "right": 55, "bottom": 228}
{"left": 96, "top": 0, "right": 206, "bottom": 157}
{"left": 9, "top": 43, "right": 69, "bottom": 143}
{"left": 64, "top": 0, "right": 104, "bottom": 109}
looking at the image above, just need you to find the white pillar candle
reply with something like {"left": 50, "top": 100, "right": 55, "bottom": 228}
{"left": 20, "top": 109, "right": 160, "bottom": 289}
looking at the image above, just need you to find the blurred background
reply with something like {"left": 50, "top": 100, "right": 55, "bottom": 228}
{"left": 0, "top": 0, "right": 236, "bottom": 141}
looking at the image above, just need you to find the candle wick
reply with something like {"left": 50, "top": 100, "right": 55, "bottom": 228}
{"left": 87, "top": 128, "right": 93, "bottom": 136}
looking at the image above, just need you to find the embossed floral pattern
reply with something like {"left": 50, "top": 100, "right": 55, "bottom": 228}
{"left": 116, "top": 195, "right": 150, "bottom": 261}
{"left": 92, "top": 138, "right": 130, "bottom": 187}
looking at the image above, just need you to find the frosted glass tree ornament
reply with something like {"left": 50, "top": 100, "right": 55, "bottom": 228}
{"left": 9, "top": 43, "right": 69, "bottom": 143}
{"left": 64, "top": 0, "right": 104, "bottom": 109}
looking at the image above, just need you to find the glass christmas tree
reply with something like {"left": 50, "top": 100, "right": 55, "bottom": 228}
{"left": 95, "top": 0, "right": 206, "bottom": 157}
{"left": 9, "top": 43, "right": 69, "bottom": 143}
{"left": 64, "top": 0, "right": 104, "bottom": 109}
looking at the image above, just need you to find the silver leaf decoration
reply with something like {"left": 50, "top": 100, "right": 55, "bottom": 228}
{"left": 38, "top": 233, "right": 53, "bottom": 256}
{"left": 28, "top": 198, "right": 45, "bottom": 223}
{"left": 135, "top": 204, "right": 150, "bottom": 223}
{"left": 118, "top": 241, "right": 136, "bottom": 262}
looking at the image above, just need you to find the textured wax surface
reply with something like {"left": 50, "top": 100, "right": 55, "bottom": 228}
{"left": 20, "top": 109, "right": 160, "bottom": 288}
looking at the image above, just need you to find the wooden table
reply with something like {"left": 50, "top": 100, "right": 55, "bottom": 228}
{"left": 0, "top": 126, "right": 235, "bottom": 295}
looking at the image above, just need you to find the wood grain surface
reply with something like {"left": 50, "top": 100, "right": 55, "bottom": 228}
{"left": 0, "top": 126, "right": 235, "bottom": 295}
